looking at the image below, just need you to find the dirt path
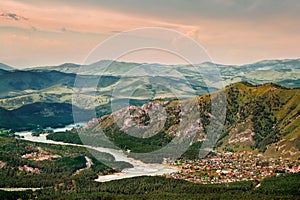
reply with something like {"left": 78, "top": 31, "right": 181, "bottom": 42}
{"left": 74, "top": 156, "right": 93, "bottom": 175}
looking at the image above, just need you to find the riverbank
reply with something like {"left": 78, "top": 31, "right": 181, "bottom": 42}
{"left": 14, "top": 125, "right": 179, "bottom": 182}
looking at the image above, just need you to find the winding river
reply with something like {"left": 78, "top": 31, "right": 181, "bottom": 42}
{"left": 15, "top": 124, "right": 178, "bottom": 182}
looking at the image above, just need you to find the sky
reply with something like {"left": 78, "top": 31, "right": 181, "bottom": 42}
{"left": 0, "top": 0, "right": 300, "bottom": 68}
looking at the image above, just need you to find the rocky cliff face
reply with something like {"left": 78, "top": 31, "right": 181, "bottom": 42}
{"left": 84, "top": 82, "right": 300, "bottom": 159}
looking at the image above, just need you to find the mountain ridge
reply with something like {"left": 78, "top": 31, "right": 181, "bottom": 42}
{"left": 0, "top": 63, "right": 14, "bottom": 71}
{"left": 82, "top": 82, "right": 300, "bottom": 161}
{"left": 0, "top": 58, "right": 299, "bottom": 111}
{"left": 26, "top": 58, "right": 300, "bottom": 88}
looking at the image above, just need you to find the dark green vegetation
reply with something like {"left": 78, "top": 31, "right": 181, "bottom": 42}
{"left": 0, "top": 102, "right": 92, "bottom": 131}
{"left": 1, "top": 172, "right": 299, "bottom": 199}
{"left": 1, "top": 131, "right": 299, "bottom": 199}
{"left": 104, "top": 124, "right": 173, "bottom": 153}
{"left": 0, "top": 135, "right": 132, "bottom": 189}
{"left": 45, "top": 127, "right": 174, "bottom": 155}
{"left": 181, "top": 142, "right": 204, "bottom": 160}
{"left": 46, "top": 130, "right": 83, "bottom": 145}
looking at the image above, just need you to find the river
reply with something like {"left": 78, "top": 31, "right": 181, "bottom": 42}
{"left": 14, "top": 124, "right": 178, "bottom": 182}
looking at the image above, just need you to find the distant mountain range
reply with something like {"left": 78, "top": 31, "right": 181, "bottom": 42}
{"left": 0, "top": 63, "right": 14, "bottom": 71}
{"left": 0, "top": 58, "right": 299, "bottom": 106}
{"left": 29, "top": 58, "right": 300, "bottom": 88}
{"left": 0, "top": 58, "right": 299, "bottom": 136}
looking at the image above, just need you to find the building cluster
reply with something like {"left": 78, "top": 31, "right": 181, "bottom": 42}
{"left": 165, "top": 151, "right": 299, "bottom": 184}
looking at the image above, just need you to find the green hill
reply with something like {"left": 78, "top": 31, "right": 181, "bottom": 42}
{"left": 85, "top": 82, "right": 300, "bottom": 160}
{"left": 218, "top": 82, "right": 299, "bottom": 158}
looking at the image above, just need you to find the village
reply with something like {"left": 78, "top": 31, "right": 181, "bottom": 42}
{"left": 165, "top": 151, "right": 299, "bottom": 184}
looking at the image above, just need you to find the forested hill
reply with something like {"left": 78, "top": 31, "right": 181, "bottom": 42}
{"left": 218, "top": 82, "right": 299, "bottom": 157}
{"left": 87, "top": 82, "right": 300, "bottom": 159}
{"left": 0, "top": 102, "right": 92, "bottom": 131}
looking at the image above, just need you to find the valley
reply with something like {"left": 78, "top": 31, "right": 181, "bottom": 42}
{"left": 0, "top": 59, "right": 299, "bottom": 199}
{"left": 1, "top": 59, "right": 300, "bottom": 129}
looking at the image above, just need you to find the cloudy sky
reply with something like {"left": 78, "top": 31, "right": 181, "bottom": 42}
{"left": 1, "top": 0, "right": 299, "bottom": 68}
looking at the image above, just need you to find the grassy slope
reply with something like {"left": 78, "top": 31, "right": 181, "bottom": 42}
{"left": 89, "top": 82, "right": 300, "bottom": 159}
{"left": 219, "top": 82, "right": 300, "bottom": 158}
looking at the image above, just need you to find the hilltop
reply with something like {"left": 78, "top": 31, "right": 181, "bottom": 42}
{"left": 0, "top": 58, "right": 299, "bottom": 111}
{"left": 82, "top": 82, "right": 300, "bottom": 160}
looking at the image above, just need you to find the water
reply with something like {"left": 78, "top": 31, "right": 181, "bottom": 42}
{"left": 45, "top": 123, "right": 86, "bottom": 133}
{"left": 15, "top": 124, "right": 178, "bottom": 182}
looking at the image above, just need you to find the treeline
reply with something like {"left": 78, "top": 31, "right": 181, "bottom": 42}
{"left": 1, "top": 173, "right": 299, "bottom": 200}
{"left": 0, "top": 135, "right": 299, "bottom": 199}
{"left": 104, "top": 123, "right": 173, "bottom": 153}
{"left": 46, "top": 130, "right": 83, "bottom": 145}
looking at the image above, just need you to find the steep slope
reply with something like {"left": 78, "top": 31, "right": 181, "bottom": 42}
{"left": 84, "top": 82, "right": 300, "bottom": 160}
{"left": 218, "top": 82, "right": 300, "bottom": 157}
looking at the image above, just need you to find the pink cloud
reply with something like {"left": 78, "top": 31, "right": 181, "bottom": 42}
{"left": 0, "top": 1, "right": 299, "bottom": 67}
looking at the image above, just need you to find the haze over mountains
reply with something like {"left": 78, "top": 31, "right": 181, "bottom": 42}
{"left": 0, "top": 58, "right": 299, "bottom": 132}
{"left": 31, "top": 58, "right": 300, "bottom": 87}
{"left": 1, "top": 58, "right": 300, "bottom": 97}
{"left": 2, "top": 58, "right": 300, "bottom": 89}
